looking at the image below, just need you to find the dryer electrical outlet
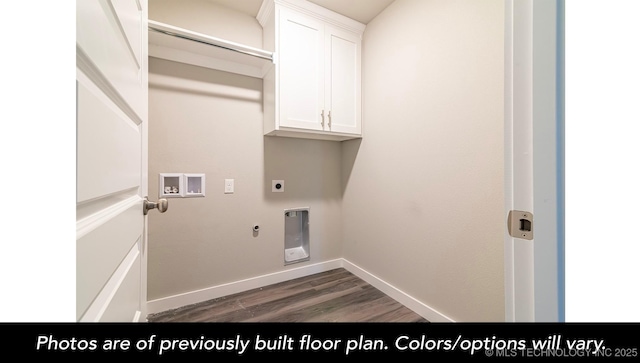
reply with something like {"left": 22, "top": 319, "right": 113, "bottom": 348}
{"left": 272, "top": 180, "right": 284, "bottom": 192}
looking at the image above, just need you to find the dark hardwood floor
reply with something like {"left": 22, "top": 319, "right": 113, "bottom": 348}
{"left": 147, "top": 268, "right": 428, "bottom": 323}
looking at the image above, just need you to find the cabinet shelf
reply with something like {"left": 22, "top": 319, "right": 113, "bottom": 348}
{"left": 148, "top": 20, "right": 274, "bottom": 79}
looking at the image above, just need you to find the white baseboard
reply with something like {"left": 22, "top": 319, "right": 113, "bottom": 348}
{"left": 340, "top": 260, "right": 455, "bottom": 322}
{"left": 146, "top": 258, "right": 454, "bottom": 322}
{"left": 147, "top": 259, "right": 342, "bottom": 314}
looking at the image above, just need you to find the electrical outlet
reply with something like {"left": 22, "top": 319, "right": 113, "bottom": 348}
{"left": 225, "top": 179, "right": 234, "bottom": 194}
{"left": 272, "top": 180, "right": 284, "bottom": 192}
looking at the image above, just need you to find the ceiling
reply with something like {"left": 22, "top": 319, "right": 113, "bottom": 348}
{"left": 206, "top": 0, "right": 396, "bottom": 24}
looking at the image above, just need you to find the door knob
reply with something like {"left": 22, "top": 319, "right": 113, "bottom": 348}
{"left": 143, "top": 197, "right": 168, "bottom": 215}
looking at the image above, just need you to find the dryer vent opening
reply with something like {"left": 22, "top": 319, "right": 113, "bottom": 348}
{"left": 284, "top": 208, "right": 310, "bottom": 265}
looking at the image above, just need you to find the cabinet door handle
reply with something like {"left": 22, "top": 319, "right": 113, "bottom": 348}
{"left": 328, "top": 111, "right": 332, "bottom": 128}
{"left": 321, "top": 110, "right": 325, "bottom": 127}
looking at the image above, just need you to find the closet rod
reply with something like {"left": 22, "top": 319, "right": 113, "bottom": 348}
{"left": 148, "top": 24, "right": 273, "bottom": 62}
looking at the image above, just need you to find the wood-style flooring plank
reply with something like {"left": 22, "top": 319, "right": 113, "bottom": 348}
{"left": 147, "top": 268, "right": 428, "bottom": 323}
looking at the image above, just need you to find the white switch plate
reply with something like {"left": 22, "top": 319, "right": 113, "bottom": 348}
{"left": 272, "top": 180, "right": 284, "bottom": 192}
{"left": 225, "top": 179, "right": 234, "bottom": 194}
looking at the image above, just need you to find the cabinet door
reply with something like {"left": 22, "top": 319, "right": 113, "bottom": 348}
{"left": 325, "top": 26, "right": 361, "bottom": 135}
{"left": 278, "top": 8, "right": 325, "bottom": 131}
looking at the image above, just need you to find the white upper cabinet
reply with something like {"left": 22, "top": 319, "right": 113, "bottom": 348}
{"left": 259, "top": 0, "right": 364, "bottom": 141}
{"left": 278, "top": 8, "right": 325, "bottom": 132}
{"left": 325, "top": 25, "right": 362, "bottom": 135}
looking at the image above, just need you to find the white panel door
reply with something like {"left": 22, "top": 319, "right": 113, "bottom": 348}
{"left": 278, "top": 7, "right": 325, "bottom": 131}
{"left": 76, "top": 0, "right": 149, "bottom": 322}
{"left": 325, "top": 26, "right": 361, "bottom": 135}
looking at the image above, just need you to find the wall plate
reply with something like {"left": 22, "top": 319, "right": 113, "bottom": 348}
{"left": 272, "top": 180, "right": 284, "bottom": 192}
{"left": 224, "top": 179, "right": 234, "bottom": 194}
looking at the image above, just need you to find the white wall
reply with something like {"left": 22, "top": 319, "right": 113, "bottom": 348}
{"left": 146, "top": 2, "right": 343, "bottom": 301}
{"left": 342, "top": 0, "right": 505, "bottom": 321}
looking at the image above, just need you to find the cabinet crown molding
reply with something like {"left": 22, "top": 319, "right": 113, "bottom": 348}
{"left": 257, "top": 0, "right": 366, "bottom": 36}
